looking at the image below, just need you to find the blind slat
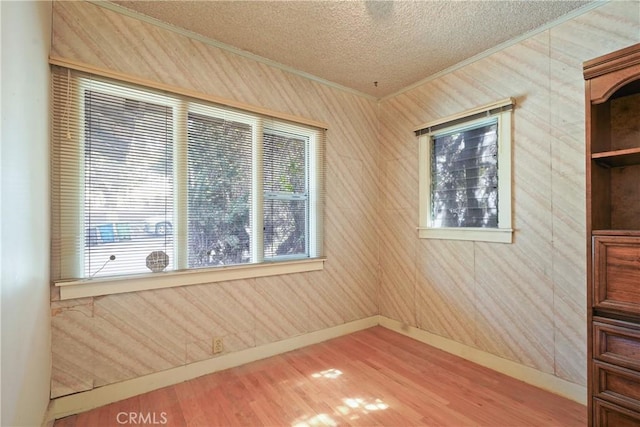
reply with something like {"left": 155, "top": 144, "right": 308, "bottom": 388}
{"left": 430, "top": 117, "right": 499, "bottom": 229}
{"left": 52, "top": 65, "right": 325, "bottom": 281}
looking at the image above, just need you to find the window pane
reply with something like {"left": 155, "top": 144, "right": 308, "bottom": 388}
{"left": 263, "top": 131, "right": 308, "bottom": 258}
{"left": 431, "top": 121, "right": 498, "bottom": 228}
{"left": 264, "top": 199, "right": 307, "bottom": 258}
{"left": 263, "top": 132, "right": 307, "bottom": 194}
{"left": 187, "top": 112, "right": 252, "bottom": 268}
{"left": 84, "top": 90, "right": 174, "bottom": 277}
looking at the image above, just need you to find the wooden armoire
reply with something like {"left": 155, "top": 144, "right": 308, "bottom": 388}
{"left": 584, "top": 43, "right": 640, "bottom": 427}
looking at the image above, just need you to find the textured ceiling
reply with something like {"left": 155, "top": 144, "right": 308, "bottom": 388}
{"left": 110, "top": 0, "right": 596, "bottom": 98}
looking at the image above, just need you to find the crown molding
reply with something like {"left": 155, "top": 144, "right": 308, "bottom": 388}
{"left": 381, "top": 0, "right": 609, "bottom": 102}
{"left": 87, "top": 1, "right": 378, "bottom": 101}
{"left": 86, "top": 1, "right": 608, "bottom": 103}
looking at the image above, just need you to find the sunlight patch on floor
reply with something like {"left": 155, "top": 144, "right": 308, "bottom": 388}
{"left": 292, "top": 396, "right": 390, "bottom": 426}
{"left": 291, "top": 413, "right": 337, "bottom": 427}
{"left": 311, "top": 368, "right": 342, "bottom": 379}
{"left": 339, "top": 397, "right": 389, "bottom": 415}
{"left": 296, "top": 368, "right": 390, "bottom": 425}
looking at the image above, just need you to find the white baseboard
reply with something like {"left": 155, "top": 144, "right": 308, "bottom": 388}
{"left": 378, "top": 316, "right": 587, "bottom": 405}
{"left": 41, "top": 407, "right": 55, "bottom": 427}
{"left": 48, "top": 316, "right": 379, "bottom": 422}
{"left": 47, "top": 314, "right": 586, "bottom": 423}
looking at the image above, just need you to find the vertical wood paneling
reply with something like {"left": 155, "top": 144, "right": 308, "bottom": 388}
{"left": 50, "top": 0, "right": 379, "bottom": 397}
{"left": 254, "top": 274, "right": 310, "bottom": 345}
{"left": 416, "top": 240, "right": 476, "bottom": 346}
{"left": 51, "top": 299, "right": 94, "bottom": 397}
{"left": 178, "top": 281, "right": 256, "bottom": 365}
{"left": 50, "top": 0, "right": 640, "bottom": 401}
{"left": 378, "top": 0, "right": 640, "bottom": 391}
{"left": 378, "top": 207, "right": 417, "bottom": 326}
{"left": 547, "top": 0, "right": 640, "bottom": 385}
{"left": 92, "top": 289, "right": 187, "bottom": 387}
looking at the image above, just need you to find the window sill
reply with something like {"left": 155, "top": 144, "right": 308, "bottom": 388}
{"left": 55, "top": 258, "right": 326, "bottom": 300}
{"left": 418, "top": 227, "right": 513, "bottom": 243}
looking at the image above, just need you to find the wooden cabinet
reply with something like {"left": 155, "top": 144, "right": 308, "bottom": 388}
{"left": 585, "top": 43, "right": 640, "bottom": 427}
{"left": 593, "top": 234, "right": 640, "bottom": 313}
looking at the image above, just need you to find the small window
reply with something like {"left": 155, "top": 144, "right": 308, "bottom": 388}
{"left": 415, "top": 99, "right": 513, "bottom": 243}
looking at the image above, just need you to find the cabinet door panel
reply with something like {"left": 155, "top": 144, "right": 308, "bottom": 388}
{"left": 594, "top": 398, "right": 640, "bottom": 427}
{"left": 594, "top": 361, "right": 640, "bottom": 413}
{"left": 594, "top": 236, "right": 640, "bottom": 314}
{"left": 594, "top": 319, "right": 640, "bottom": 372}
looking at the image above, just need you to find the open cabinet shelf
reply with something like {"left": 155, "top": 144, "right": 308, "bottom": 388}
{"left": 592, "top": 147, "right": 640, "bottom": 167}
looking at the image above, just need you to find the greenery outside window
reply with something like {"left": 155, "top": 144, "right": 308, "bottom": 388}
{"left": 51, "top": 66, "right": 325, "bottom": 297}
{"left": 415, "top": 99, "right": 514, "bottom": 243}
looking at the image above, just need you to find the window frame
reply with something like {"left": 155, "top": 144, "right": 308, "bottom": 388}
{"left": 74, "top": 77, "right": 182, "bottom": 278}
{"left": 183, "top": 101, "right": 260, "bottom": 270}
{"left": 416, "top": 99, "right": 513, "bottom": 244}
{"left": 262, "top": 127, "right": 311, "bottom": 262}
{"left": 53, "top": 69, "right": 325, "bottom": 300}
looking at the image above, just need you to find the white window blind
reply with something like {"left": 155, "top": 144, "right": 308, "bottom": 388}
{"left": 186, "top": 108, "right": 254, "bottom": 268}
{"left": 263, "top": 129, "right": 309, "bottom": 259}
{"left": 51, "top": 66, "right": 325, "bottom": 281}
{"left": 415, "top": 98, "right": 513, "bottom": 243}
{"left": 431, "top": 119, "right": 498, "bottom": 228}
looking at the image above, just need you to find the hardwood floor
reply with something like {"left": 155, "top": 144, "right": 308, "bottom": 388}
{"left": 54, "top": 326, "right": 586, "bottom": 426}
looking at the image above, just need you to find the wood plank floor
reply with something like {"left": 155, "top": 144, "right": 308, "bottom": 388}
{"left": 54, "top": 326, "right": 586, "bottom": 426}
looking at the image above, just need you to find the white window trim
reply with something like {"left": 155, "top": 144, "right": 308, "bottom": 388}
{"left": 262, "top": 125, "right": 313, "bottom": 261}
{"left": 416, "top": 99, "right": 514, "bottom": 244}
{"left": 68, "top": 77, "right": 183, "bottom": 277}
{"left": 54, "top": 71, "right": 325, "bottom": 299}
{"left": 185, "top": 101, "right": 261, "bottom": 268}
{"left": 56, "top": 258, "right": 326, "bottom": 300}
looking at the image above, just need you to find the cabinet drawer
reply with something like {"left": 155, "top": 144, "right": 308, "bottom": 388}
{"left": 594, "top": 318, "right": 640, "bottom": 371}
{"left": 594, "top": 398, "right": 640, "bottom": 427}
{"left": 594, "top": 236, "right": 640, "bottom": 314}
{"left": 594, "top": 361, "right": 640, "bottom": 412}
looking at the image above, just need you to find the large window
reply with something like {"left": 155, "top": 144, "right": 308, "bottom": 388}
{"left": 51, "top": 67, "right": 324, "bottom": 288}
{"left": 415, "top": 99, "right": 513, "bottom": 243}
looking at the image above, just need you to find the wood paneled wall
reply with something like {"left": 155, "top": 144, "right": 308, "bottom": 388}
{"left": 378, "top": 0, "right": 640, "bottom": 389}
{"left": 50, "top": 0, "right": 379, "bottom": 398}
{"left": 50, "top": 0, "right": 640, "bottom": 401}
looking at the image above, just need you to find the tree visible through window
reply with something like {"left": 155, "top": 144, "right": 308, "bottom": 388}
{"left": 431, "top": 120, "right": 498, "bottom": 228}
{"left": 263, "top": 131, "right": 308, "bottom": 258}
{"left": 187, "top": 112, "right": 252, "bottom": 267}
{"left": 51, "top": 67, "right": 324, "bottom": 280}
{"left": 416, "top": 99, "right": 513, "bottom": 243}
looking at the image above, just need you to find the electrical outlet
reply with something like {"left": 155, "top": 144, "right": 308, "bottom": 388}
{"left": 212, "top": 337, "right": 224, "bottom": 354}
